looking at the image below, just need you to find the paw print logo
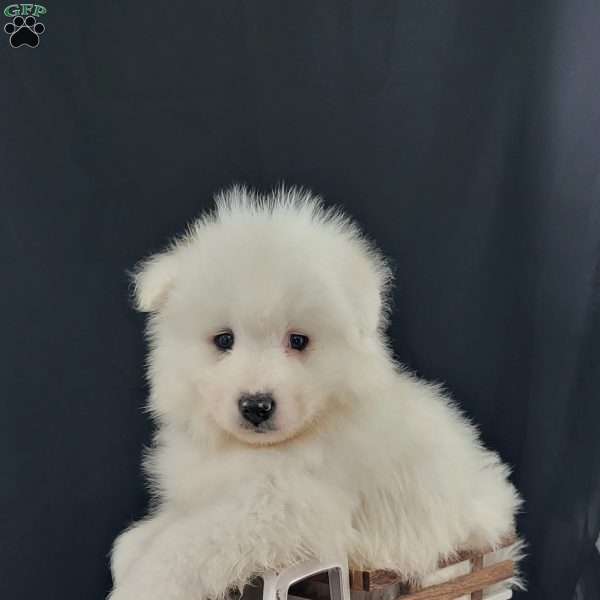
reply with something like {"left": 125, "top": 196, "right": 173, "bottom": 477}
{"left": 4, "top": 15, "right": 45, "bottom": 48}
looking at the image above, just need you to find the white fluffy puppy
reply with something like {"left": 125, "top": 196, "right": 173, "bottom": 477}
{"left": 109, "top": 186, "right": 522, "bottom": 600}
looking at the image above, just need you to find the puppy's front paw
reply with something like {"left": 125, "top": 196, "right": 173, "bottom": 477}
{"left": 111, "top": 515, "right": 174, "bottom": 587}
{"left": 111, "top": 529, "right": 145, "bottom": 587}
{"left": 108, "top": 578, "right": 206, "bottom": 600}
{"left": 108, "top": 553, "right": 209, "bottom": 600}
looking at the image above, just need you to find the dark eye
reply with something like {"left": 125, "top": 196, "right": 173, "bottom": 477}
{"left": 289, "top": 333, "right": 309, "bottom": 351}
{"left": 214, "top": 331, "right": 234, "bottom": 351}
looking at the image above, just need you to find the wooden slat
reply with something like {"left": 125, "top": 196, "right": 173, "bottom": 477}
{"left": 394, "top": 560, "right": 513, "bottom": 600}
{"left": 469, "top": 555, "right": 484, "bottom": 600}
{"left": 364, "top": 570, "right": 406, "bottom": 590}
{"left": 356, "top": 536, "right": 517, "bottom": 590}
{"left": 350, "top": 569, "right": 368, "bottom": 591}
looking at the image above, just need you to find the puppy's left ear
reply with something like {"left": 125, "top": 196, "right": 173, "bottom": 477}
{"left": 131, "top": 250, "right": 179, "bottom": 313}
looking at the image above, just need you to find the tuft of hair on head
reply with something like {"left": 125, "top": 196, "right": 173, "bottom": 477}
{"left": 210, "top": 184, "right": 394, "bottom": 336}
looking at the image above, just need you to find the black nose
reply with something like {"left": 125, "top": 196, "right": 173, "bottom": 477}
{"left": 238, "top": 393, "right": 276, "bottom": 426}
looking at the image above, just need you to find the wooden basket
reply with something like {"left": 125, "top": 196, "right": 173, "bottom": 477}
{"left": 290, "top": 538, "right": 516, "bottom": 600}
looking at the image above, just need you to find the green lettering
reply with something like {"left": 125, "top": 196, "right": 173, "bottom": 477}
{"left": 33, "top": 4, "right": 46, "bottom": 17}
{"left": 20, "top": 3, "right": 33, "bottom": 16}
{"left": 3, "top": 4, "right": 20, "bottom": 17}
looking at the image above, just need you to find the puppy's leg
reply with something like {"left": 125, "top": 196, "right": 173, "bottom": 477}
{"left": 111, "top": 512, "right": 175, "bottom": 587}
{"left": 108, "top": 482, "right": 353, "bottom": 600}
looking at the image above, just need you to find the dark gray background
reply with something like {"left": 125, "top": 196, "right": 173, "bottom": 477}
{"left": 1, "top": 2, "right": 599, "bottom": 599}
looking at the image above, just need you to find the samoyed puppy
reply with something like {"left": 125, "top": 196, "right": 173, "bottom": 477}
{"left": 109, "top": 186, "right": 522, "bottom": 600}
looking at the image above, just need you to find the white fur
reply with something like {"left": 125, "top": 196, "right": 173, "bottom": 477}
{"left": 109, "top": 186, "right": 522, "bottom": 600}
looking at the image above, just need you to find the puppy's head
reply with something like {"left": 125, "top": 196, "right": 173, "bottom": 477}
{"left": 134, "top": 187, "right": 392, "bottom": 446}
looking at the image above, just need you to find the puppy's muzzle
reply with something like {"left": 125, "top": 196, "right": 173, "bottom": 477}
{"left": 238, "top": 392, "right": 276, "bottom": 427}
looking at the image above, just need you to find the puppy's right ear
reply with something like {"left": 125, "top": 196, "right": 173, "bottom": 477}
{"left": 131, "top": 250, "right": 179, "bottom": 313}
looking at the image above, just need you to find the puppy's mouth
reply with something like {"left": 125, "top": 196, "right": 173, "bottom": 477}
{"left": 231, "top": 417, "right": 305, "bottom": 446}
{"left": 239, "top": 420, "right": 277, "bottom": 434}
